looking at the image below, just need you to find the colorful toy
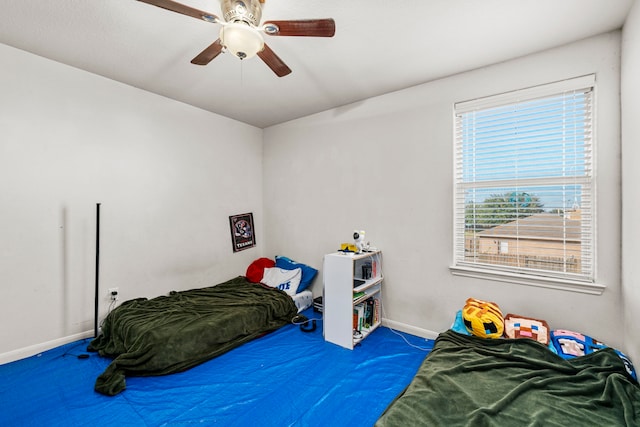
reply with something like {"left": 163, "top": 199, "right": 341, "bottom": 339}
{"left": 462, "top": 298, "right": 504, "bottom": 339}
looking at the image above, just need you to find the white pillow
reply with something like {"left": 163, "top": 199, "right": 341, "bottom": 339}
{"left": 261, "top": 267, "right": 302, "bottom": 296}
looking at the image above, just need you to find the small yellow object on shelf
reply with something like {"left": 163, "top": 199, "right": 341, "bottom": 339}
{"left": 339, "top": 243, "right": 358, "bottom": 252}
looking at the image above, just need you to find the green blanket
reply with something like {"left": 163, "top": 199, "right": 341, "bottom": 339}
{"left": 376, "top": 329, "right": 640, "bottom": 427}
{"left": 88, "top": 276, "right": 300, "bottom": 396}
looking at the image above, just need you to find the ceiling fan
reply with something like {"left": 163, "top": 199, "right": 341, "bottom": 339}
{"left": 137, "top": 0, "right": 336, "bottom": 77}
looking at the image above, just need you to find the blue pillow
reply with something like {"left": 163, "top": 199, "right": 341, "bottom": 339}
{"left": 550, "top": 329, "right": 637, "bottom": 380}
{"left": 275, "top": 256, "right": 318, "bottom": 292}
{"left": 450, "top": 310, "right": 471, "bottom": 335}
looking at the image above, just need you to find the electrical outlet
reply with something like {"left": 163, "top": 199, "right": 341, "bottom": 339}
{"left": 108, "top": 287, "right": 119, "bottom": 302}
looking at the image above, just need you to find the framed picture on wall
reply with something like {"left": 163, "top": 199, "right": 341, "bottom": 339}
{"left": 229, "top": 212, "right": 256, "bottom": 252}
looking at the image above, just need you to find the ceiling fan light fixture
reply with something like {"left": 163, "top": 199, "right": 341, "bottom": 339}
{"left": 220, "top": 22, "right": 264, "bottom": 60}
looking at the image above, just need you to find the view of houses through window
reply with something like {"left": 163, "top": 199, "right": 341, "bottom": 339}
{"left": 453, "top": 76, "right": 594, "bottom": 282}
{"left": 464, "top": 197, "right": 583, "bottom": 274}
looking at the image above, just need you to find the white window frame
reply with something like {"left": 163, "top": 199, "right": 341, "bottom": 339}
{"left": 450, "top": 75, "right": 605, "bottom": 295}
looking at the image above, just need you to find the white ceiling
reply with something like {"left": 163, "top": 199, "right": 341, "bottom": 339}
{"left": 0, "top": 0, "right": 635, "bottom": 128}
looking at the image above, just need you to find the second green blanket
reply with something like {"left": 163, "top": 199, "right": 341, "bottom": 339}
{"left": 376, "top": 329, "right": 640, "bottom": 426}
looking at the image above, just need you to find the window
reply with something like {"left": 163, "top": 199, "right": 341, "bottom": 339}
{"left": 452, "top": 75, "right": 601, "bottom": 293}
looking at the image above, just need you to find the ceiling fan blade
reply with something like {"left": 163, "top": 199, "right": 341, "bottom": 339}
{"left": 257, "top": 44, "right": 292, "bottom": 77}
{"left": 263, "top": 19, "right": 336, "bottom": 37}
{"left": 137, "top": 0, "right": 219, "bottom": 23}
{"left": 191, "top": 39, "right": 224, "bottom": 65}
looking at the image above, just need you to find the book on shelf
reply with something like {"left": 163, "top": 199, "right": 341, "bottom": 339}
{"left": 364, "top": 299, "right": 374, "bottom": 328}
{"left": 353, "top": 303, "right": 365, "bottom": 331}
{"left": 354, "top": 299, "right": 379, "bottom": 332}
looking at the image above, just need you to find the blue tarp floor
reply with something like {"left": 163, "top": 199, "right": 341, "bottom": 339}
{"left": 0, "top": 309, "right": 434, "bottom": 427}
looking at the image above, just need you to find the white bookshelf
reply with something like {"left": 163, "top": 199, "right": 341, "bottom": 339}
{"left": 323, "top": 250, "right": 382, "bottom": 349}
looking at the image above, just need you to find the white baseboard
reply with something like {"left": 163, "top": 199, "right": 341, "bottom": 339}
{"left": 0, "top": 330, "right": 94, "bottom": 365}
{"left": 381, "top": 317, "right": 440, "bottom": 340}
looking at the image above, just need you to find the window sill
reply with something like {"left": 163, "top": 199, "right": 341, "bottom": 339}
{"left": 449, "top": 265, "right": 605, "bottom": 295}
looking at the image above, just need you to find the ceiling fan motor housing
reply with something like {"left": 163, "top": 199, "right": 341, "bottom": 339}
{"left": 221, "top": 0, "right": 262, "bottom": 26}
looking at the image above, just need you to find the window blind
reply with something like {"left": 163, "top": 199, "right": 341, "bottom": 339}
{"left": 453, "top": 75, "right": 594, "bottom": 282}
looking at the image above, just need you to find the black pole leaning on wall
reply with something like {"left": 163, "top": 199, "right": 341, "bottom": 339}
{"left": 94, "top": 203, "right": 101, "bottom": 338}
